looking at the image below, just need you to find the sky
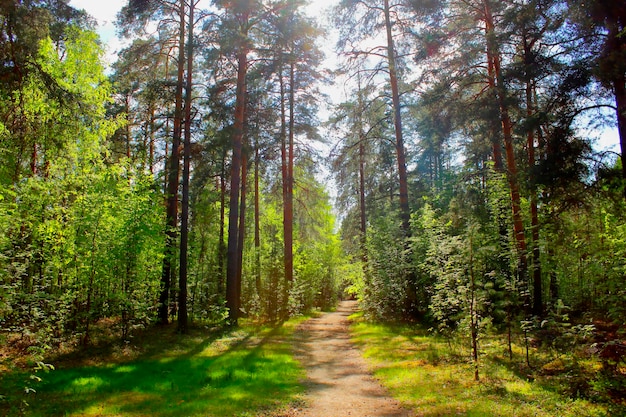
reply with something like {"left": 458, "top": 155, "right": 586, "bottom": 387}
{"left": 67, "top": 0, "right": 619, "bottom": 153}
{"left": 64, "top": 0, "right": 341, "bottom": 116}
{"left": 68, "top": 0, "right": 343, "bottom": 99}
{"left": 68, "top": 0, "right": 338, "bottom": 57}
{"left": 67, "top": 0, "right": 342, "bottom": 192}
{"left": 69, "top": 0, "right": 127, "bottom": 60}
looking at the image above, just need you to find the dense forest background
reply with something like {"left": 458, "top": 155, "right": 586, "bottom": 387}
{"left": 1, "top": 0, "right": 625, "bottom": 401}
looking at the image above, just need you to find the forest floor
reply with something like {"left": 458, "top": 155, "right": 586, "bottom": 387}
{"left": 2, "top": 301, "right": 618, "bottom": 416}
{"left": 285, "top": 300, "right": 413, "bottom": 417}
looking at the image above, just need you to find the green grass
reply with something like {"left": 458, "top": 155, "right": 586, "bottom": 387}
{"left": 349, "top": 314, "right": 610, "bottom": 417}
{"left": 1, "top": 320, "right": 306, "bottom": 417}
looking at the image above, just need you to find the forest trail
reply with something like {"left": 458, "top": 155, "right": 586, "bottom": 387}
{"left": 289, "top": 300, "right": 413, "bottom": 417}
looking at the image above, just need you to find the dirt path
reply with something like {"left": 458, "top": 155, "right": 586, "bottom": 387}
{"left": 291, "top": 300, "right": 412, "bottom": 417}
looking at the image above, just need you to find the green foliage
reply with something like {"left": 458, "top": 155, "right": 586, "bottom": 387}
{"left": 426, "top": 223, "right": 493, "bottom": 331}
{"left": 0, "top": 27, "right": 164, "bottom": 350}
{"left": 1, "top": 322, "right": 305, "bottom": 417}
{"left": 598, "top": 208, "right": 626, "bottom": 322}
{"left": 339, "top": 260, "right": 366, "bottom": 300}
{"left": 291, "top": 181, "right": 343, "bottom": 314}
{"left": 237, "top": 171, "right": 344, "bottom": 320}
{"left": 360, "top": 210, "right": 412, "bottom": 320}
{"left": 527, "top": 303, "right": 596, "bottom": 355}
{"left": 1, "top": 164, "right": 164, "bottom": 345}
{"left": 186, "top": 185, "right": 227, "bottom": 324}
{"left": 350, "top": 317, "right": 611, "bottom": 416}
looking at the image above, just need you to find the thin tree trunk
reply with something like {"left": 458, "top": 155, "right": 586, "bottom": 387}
{"left": 524, "top": 36, "right": 542, "bottom": 316}
{"left": 383, "top": 0, "right": 410, "bottom": 235}
{"left": 470, "top": 253, "right": 479, "bottom": 382}
{"left": 226, "top": 15, "right": 249, "bottom": 325}
{"left": 254, "top": 144, "right": 262, "bottom": 297}
{"left": 125, "top": 95, "right": 132, "bottom": 159}
{"left": 178, "top": 0, "right": 194, "bottom": 334}
{"left": 31, "top": 143, "right": 37, "bottom": 175}
{"left": 279, "top": 64, "right": 290, "bottom": 317}
{"left": 359, "top": 135, "right": 367, "bottom": 260}
{"left": 236, "top": 150, "right": 248, "bottom": 314}
{"left": 159, "top": 2, "right": 186, "bottom": 325}
{"left": 548, "top": 245, "right": 559, "bottom": 302}
{"left": 357, "top": 76, "right": 367, "bottom": 263}
{"left": 83, "top": 214, "right": 101, "bottom": 346}
{"left": 486, "top": 48, "right": 504, "bottom": 171}
{"left": 149, "top": 104, "right": 156, "bottom": 175}
{"left": 614, "top": 72, "right": 626, "bottom": 184}
{"left": 285, "top": 61, "right": 295, "bottom": 290}
{"left": 218, "top": 152, "right": 226, "bottom": 297}
{"left": 162, "top": 57, "right": 171, "bottom": 193}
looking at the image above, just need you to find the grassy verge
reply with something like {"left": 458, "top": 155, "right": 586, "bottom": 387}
{"left": 349, "top": 313, "right": 611, "bottom": 417}
{"left": 1, "top": 319, "right": 306, "bottom": 417}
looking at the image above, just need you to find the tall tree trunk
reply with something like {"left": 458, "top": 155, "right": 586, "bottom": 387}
{"left": 356, "top": 76, "right": 367, "bottom": 262}
{"left": 548, "top": 245, "right": 559, "bottom": 302}
{"left": 236, "top": 149, "right": 248, "bottom": 314}
{"left": 159, "top": 2, "right": 186, "bottom": 325}
{"left": 484, "top": 0, "right": 528, "bottom": 299}
{"left": 226, "top": 14, "right": 249, "bottom": 325}
{"left": 125, "top": 95, "right": 132, "bottom": 159}
{"left": 486, "top": 48, "right": 504, "bottom": 171}
{"left": 218, "top": 152, "right": 227, "bottom": 297}
{"left": 359, "top": 134, "right": 367, "bottom": 260}
{"left": 285, "top": 62, "right": 295, "bottom": 288}
{"left": 483, "top": 2, "right": 515, "bottom": 350}
{"left": 254, "top": 144, "right": 262, "bottom": 297}
{"left": 614, "top": 72, "right": 626, "bottom": 184}
{"left": 279, "top": 64, "right": 290, "bottom": 317}
{"left": 600, "top": 18, "right": 626, "bottom": 185}
{"left": 383, "top": 0, "right": 410, "bottom": 235}
{"left": 524, "top": 33, "right": 542, "bottom": 316}
{"left": 178, "top": 0, "right": 194, "bottom": 334}
{"left": 148, "top": 104, "right": 156, "bottom": 175}
{"left": 469, "top": 234, "right": 480, "bottom": 382}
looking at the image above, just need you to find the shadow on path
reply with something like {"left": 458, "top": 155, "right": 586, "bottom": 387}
{"left": 292, "top": 301, "right": 413, "bottom": 417}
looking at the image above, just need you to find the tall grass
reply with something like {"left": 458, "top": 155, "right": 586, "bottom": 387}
{"left": 349, "top": 314, "right": 609, "bottom": 417}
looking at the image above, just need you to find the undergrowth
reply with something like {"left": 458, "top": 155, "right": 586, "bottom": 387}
{"left": 349, "top": 312, "right": 622, "bottom": 417}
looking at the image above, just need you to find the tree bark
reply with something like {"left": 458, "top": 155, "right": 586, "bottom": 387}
{"left": 148, "top": 103, "right": 156, "bottom": 174}
{"left": 226, "top": 13, "right": 249, "bottom": 325}
{"left": 483, "top": 0, "right": 528, "bottom": 297}
{"left": 599, "top": 16, "right": 626, "bottom": 185}
{"left": 279, "top": 62, "right": 291, "bottom": 317}
{"left": 159, "top": 1, "right": 185, "bottom": 325}
{"left": 236, "top": 149, "right": 248, "bottom": 314}
{"left": 359, "top": 133, "right": 367, "bottom": 260}
{"left": 524, "top": 33, "right": 542, "bottom": 316}
{"left": 218, "top": 152, "right": 226, "bottom": 297}
{"left": 383, "top": 0, "right": 410, "bottom": 235}
{"left": 469, "top": 236, "right": 480, "bottom": 382}
{"left": 125, "top": 94, "right": 132, "bottom": 159}
{"left": 285, "top": 61, "right": 295, "bottom": 288}
{"left": 356, "top": 75, "right": 367, "bottom": 262}
{"left": 486, "top": 48, "right": 504, "bottom": 171}
{"left": 178, "top": 0, "right": 194, "bottom": 334}
{"left": 254, "top": 144, "right": 262, "bottom": 297}
{"left": 614, "top": 72, "right": 626, "bottom": 184}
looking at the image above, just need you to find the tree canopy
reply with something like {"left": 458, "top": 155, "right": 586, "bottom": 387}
{"left": 0, "top": 0, "right": 625, "bottom": 409}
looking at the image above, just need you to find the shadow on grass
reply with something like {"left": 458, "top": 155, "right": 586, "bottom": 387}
{"left": 18, "top": 325, "right": 303, "bottom": 417}
{"left": 351, "top": 320, "right": 610, "bottom": 417}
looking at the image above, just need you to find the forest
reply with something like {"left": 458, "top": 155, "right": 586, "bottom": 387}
{"left": 1, "top": 0, "right": 625, "bottom": 415}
